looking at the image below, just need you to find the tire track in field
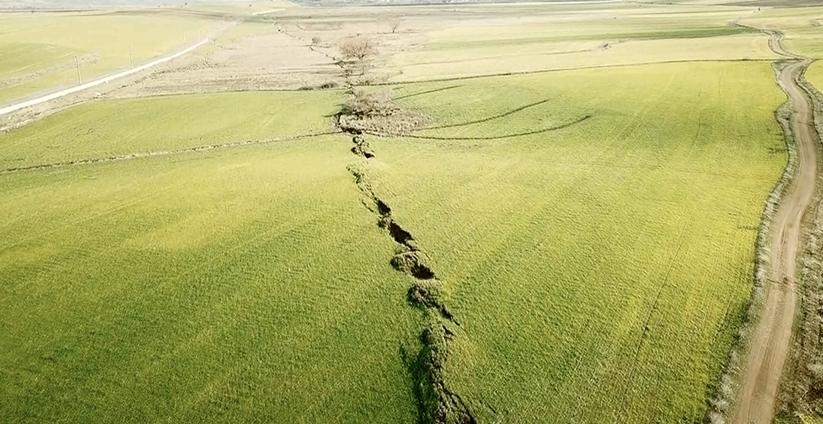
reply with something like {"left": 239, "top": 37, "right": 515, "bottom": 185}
{"left": 726, "top": 26, "right": 822, "bottom": 424}
{"left": 617, "top": 222, "right": 691, "bottom": 422}
{"left": 394, "top": 85, "right": 462, "bottom": 100}
{"left": 420, "top": 99, "right": 550, "bottom": 130}
{"left": 339, "top": 116, "right": 477, "bottom": 424}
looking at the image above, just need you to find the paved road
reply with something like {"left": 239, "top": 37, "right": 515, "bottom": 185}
{"left": 0, "top": 37, "right": 211, "bottom": 117}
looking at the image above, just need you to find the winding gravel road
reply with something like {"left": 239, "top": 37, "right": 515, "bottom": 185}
{"left": 730, "top": 28, "right": 821, "bottom": 424}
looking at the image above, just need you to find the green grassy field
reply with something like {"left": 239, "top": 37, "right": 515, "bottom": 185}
{"left": 0, "top": 90, "right": 339, "bottom": 170}
{"left": 808, "top": 61, "right": 823, "bottom": 91}
{"left": 4, "top": 1, "right": 822, "bottom": 422}
{"left": 0, "top": 120, "right": 423, "bottom": 421}
{"left": 369, "top": 60, "right": 786, "bottom": 422}
{"left": 0, "top": 58, "right": 786, "bottom": 421}
{"left": 0, "top": 11, "right": 217, "bottom": 103}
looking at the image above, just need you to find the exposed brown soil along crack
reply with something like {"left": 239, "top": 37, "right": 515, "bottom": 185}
{"left": 393, "top": 248, "right": 436, "bottom": 280}
{"left": 346, "top": 160, "right": 476, "bottom": 423}
{"left": 334, "top": 88, "right": 429, "bottom": 143}
{"left": 412, "top": 324, "right": 477, "bottom": 424}
{"left": 336, "top": 88, "right": 590, "bottom": 422}
{"left": 340, "top": 99, "right": 476, "bottom": 421}
{"left": 350, "top": 134, "right": 375, "bottom": 158}
{"left": 718, "top": 26, "right": 823, "bottom": 424}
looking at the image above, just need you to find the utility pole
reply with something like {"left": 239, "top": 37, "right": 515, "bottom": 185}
{"left": 74, "top": 56, "right": 82, "bottom": 83}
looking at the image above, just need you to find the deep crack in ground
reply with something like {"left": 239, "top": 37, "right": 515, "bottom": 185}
{"left": 341, "top": 115, "right": 476, "bottom": 423}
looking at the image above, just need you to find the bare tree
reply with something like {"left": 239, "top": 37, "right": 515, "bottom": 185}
{"left": 338, "top": 36, "right": 377, "bottom": 77}
{"left": 339, "top": 36, "right": 377, "bottom": 63}
{"left": 389, "top": 18, "right": 401, "bottom": 34}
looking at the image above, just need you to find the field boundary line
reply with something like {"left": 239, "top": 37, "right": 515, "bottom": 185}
{"left": 0, "top": 131, "right": 340, "bottom": 175}
{"left": 364, "top": 114, "right": 591, "bottom": 140}
{"left": 367, "top": 59, "right": 774, "bottom": 87}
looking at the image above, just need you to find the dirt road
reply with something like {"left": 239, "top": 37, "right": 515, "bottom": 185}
{"left": 730, "top": 30, "right": 821, "bottom": 424}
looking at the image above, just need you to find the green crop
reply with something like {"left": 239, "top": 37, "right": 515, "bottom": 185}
{"left": 0, "top": 5, "right": 807, "bottom": 423}
{"left": 370, "top": 61, "right": 785, "bottom": 422}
